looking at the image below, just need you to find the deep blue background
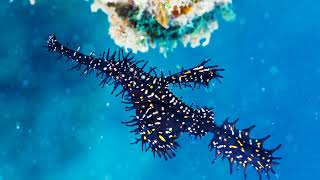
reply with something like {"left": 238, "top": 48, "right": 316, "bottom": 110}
{"left": 0, "top": 0, "right": 319, "bottom": 180}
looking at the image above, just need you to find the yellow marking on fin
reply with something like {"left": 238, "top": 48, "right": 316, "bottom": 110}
{"left": 147, "top": 130, "right": 151, "bottom": 135}
{"left": 159, "top": 135, "right": 166, "bottom": 142}
{"left": 229, "top": 145, "right": 238, "bottom": 149}
{"left": 258, "top": 161, "right": 264, "bottom": 168}
{"left": 241, "top": 148, "right": 245, "bottom": 152}
{"left": 247, "top": 157, "right": 252, "bottom": 161}
{"left": 237, "top": 140, "right": 243, "bottom": 146}
{"left": 255, "top": 149, "right": 260, "bottom": 152}
{"left": 143, "top": 136, "right": 147, "bottom": 140}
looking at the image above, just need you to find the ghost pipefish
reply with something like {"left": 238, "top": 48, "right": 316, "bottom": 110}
{"left": 46, "top": 34, "right": 281, "bottom": 179}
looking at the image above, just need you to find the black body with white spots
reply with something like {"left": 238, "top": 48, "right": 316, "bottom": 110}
{"left": 47, "top": 35, "right": 281, "bottom": 179}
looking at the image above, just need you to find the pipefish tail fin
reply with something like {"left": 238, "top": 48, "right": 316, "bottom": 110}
{"left": 209, "top": 118, "right": 281, "bottom": 179}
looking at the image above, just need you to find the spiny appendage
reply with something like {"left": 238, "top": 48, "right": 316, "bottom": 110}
{"left": 122, "top": 102, "right": 182, "bottom": 160}
{"left": 132, "top": 126, "right": 181, "bottom": 160}
{"left": 165, "top": 59, "right": 224, "bottom": 89}
{"left": 46, "top": 35, "right": 168, "bottom": 90}
{"left": 209, "top": 118, "right": 281, "bottom": 179}
{"left": 46, "top": 34, "right": 137, "bottom": 93}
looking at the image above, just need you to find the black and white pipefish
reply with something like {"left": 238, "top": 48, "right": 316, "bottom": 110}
{"left": 46, "top": 35, "right": 281, "bottom": 179}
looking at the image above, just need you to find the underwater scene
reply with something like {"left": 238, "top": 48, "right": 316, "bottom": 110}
{"left": 0, "top": 0, "right": 319, "bottom": 180}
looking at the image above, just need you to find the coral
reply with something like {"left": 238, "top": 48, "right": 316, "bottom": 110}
{"left": 91, "top": 0, "right": 236, "bottom": 56}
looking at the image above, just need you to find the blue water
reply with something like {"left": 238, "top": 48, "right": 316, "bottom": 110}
{"left": 0, "top": 0, "right": 319, "bottom": 180}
